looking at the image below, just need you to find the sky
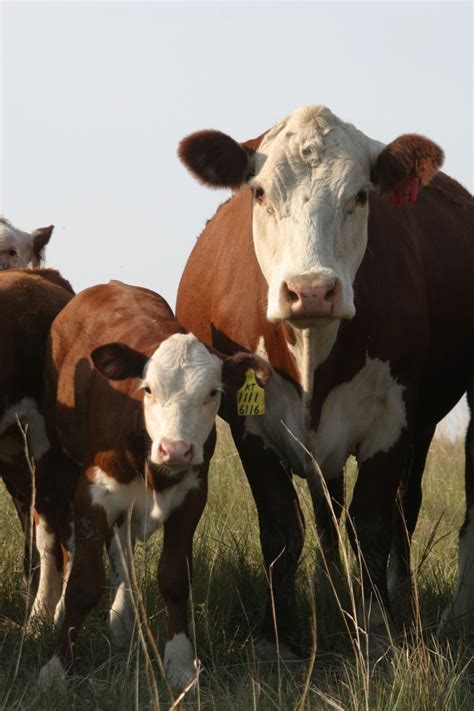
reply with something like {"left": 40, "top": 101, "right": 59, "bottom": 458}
{"left": 1, "top": 0, "right": 472, "bottom": 435}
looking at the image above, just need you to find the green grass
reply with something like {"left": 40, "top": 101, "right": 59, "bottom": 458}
{"left": 0, "top": 424, "right": 473, "bottom": 709}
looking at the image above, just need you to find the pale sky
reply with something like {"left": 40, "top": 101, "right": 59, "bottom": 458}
{"left": 1, "top": 0, "right": 472, "bottom": 435}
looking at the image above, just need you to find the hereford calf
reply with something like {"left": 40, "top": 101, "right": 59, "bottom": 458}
{"left": 0, "top": 269, "right": 74, "bottom": 582}
{"left": 0, "top": 217, "right": 54, "bottom": 270}
{"left": 37, "top": 280, "right": 271, "bottom": 690}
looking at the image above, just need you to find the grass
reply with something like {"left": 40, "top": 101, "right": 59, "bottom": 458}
{"left": 0, "top": 423, "right": 473, "bottom": 709}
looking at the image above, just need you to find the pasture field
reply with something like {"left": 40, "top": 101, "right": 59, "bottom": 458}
{"left": 0, "top": 424, "right": 473, "bottom": 710}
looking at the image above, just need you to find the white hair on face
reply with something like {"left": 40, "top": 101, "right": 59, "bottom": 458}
{"left": 0, "top": 215, "right": 35, "bottom": 268}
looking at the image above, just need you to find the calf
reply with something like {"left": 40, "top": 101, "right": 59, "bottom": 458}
{"left": 0, "top": 269, "right": 74, "bottom": 582}
{"left": 37, "top": 280, "right": 271, "bottom": 690}
{"left": 0, "top": 217, "right": 54, "bottom": 270}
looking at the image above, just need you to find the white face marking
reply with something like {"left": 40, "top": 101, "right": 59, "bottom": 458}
{"left": 0, "top": 216, "right": 36, "bottom": 270}
{"left": 249, "top": 105, "right": 383, "bottom": 323}
{"left": 0, "top": 397, "right": 51, "bottom": 461}
{"left": 142, "top": 333, "right": 223, "bottom": 467}
{"left": 439, "top": 505, "right": 474, "bottom": 634}
{"left": 164, "top": 632, "right": 198, "bottom": 691}
{"left": 310, "top": 356, "right": 406, "bottom": 478}
{"left": 90, "top": 466, "right": 200, "bottom": 532}
{"left": 28, "top": 517, "right": 63, "bottom": 628}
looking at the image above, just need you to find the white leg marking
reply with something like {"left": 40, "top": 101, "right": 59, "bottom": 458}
{"left": 28, "top": 517, "right": 62, "bottom": 629}
{"left": 38, "top": 654, "right": 67, "bottom": 689}
{"left": 439, "top": 506, "right": 474, "bottom": 635}
{"left": 164, "top": 632, "right": 198, "bottom": 691}
{"left": 108, "top": 519, "right": 136, "bottom": 647}
{"left": 53, "top": 529, "right": 75, "bottom": 629}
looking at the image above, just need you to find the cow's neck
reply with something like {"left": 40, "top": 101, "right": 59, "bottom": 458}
{"left": 286, "top": 320, "right": 340, "bottom": 428}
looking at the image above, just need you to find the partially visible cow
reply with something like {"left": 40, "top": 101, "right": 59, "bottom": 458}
{"left": 0, "top": 269, "right": 74, "bottom": 582}
{"left": 176, "top": 104, "right": 474, "bottom": 649}
{"left": 0, "top": 217, "right": 54, "bottom": 270}
{"left": 36, "top": 281, "right": 271, "bottom": 691}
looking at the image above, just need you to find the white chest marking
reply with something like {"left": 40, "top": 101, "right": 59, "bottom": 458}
{"left": 90, "top": 467, "right": 200, "bottom": 536}
{"left": 310, "top": 355, "right": 406, "bottom": 477}
{"left": 0, "top": 397, "right": 51, "bottom": 461}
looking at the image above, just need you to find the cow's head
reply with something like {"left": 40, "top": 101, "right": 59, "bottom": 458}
{"left": 179, "top": 105, "right": 443, "bottom": 326}
{"left": 92, "top": 333, "right": 272, "bottom": 471}
{"left": 0, "top": 217, "right": 54, "bottom": 271}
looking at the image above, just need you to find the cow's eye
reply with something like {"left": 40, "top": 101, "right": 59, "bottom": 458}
{"left": 8, "top": 249, "right": 17, "bottom": 257}
{"left": 144, "top": 386, "right": 152, "bottom": 394}
{"left": 355, "top": 190, "right": 368, "bottom": 206}
{"left": 209, "top": 389, "right": 218, "bottom": 397}
{"left": 254, "top": 186, "right": 265, "bottom": 202}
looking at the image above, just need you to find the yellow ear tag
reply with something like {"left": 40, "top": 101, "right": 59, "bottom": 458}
{"left": 237, "top": 369, "right": 265, "bottom": 416}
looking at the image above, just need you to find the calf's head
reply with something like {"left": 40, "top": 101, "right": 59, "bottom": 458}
{"left": 179, "top": 105, "right": 443, "bottom": 326}
{"left": 92, "top": 333, "right": 271, "bottom": 470}
{"left": 0, "top": 217, "right": 54, "bottom": 270}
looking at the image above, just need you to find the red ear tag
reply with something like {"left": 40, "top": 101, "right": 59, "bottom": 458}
{"left": 392, "top": 175, "right": 419, "bottom": 206}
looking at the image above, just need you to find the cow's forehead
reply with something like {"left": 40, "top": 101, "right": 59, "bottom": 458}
{"left": 145, "top": 334, "right": 222, "bottom": 399}
{"left": 255, "top": 105, "right": 378, "bottom": 197}
{"left": 0, "top": 218, "right": 31, "bottom": 247}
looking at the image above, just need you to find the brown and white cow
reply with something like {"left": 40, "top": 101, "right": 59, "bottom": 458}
{"left": 176, "top": 105, "right": 474, "bottom": 648}
{"left": 0, "top": 217, "right": 54, "bottom": 270}
{"left": 36, "top": 280, "right": 271, "bottom": 690}
{"left": 0, "top": 269, "right": 74, "bottom": 582}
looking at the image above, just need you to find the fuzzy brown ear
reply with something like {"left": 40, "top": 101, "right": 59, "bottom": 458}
{"left": 31, "top": 225, "right": 54, "bottom": 267}
{"left": 91, "top": 343, "right": 148, "bottom": 381}
{"left": 373, "top": 134, "right": 444, "bottom": 204}
{"left": 178, "top": 129, "right": 264, "bottom": 189}
{"left": 222, "top": 353, "right": 273, "bottom": 391}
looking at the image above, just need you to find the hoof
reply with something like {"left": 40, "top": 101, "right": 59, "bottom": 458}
{"left": 38, "top": 655, "right": 67, "bottom": 690}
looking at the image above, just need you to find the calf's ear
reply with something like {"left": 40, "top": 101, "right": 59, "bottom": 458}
{"left": 31, "top": 225, "right": 54, "bottom": 267}
{"left": 178, "top": 130, "right": 264, "bottom": 190}
{"left": 91, "top": 343, "right": 148, "bottom": 381}
{"left": 222, "top": 353, "right": 273, "bottom": 390}
{"left": 372, "top": 134, "right": 444, "bottom": 201}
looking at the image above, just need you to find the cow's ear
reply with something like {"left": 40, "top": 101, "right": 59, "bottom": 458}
{"left": 31, "top": 225, "right": 54, "bottom": 267}
{"left": 91, "top": 343, "right": 148, "bottom": 381}
{"left": 372, "top": 134, "right": 444, "bottom": 197}
{"left": 178, "top": 130, "right": 263, "bottom": 189}
{"left": 222, "top": 353, "right": 273, "bottom": 391}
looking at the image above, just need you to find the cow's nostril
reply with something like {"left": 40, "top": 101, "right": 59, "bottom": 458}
{"left": 287, "top": 289, "right": 299, "bottom": 303}
{"left": 325, "top": 287, "right": 336, "bottom": 302}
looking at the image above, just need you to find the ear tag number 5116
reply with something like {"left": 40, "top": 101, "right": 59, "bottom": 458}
{"left": 237, "top": 369, "right": 265, "bottom": 416}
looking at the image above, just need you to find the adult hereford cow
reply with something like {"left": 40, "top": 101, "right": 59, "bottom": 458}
{"left": 37, "top": 281, "right": 271, "bottom": 691}
{"left": 0, "top": 269, "right": 74, "bottom": 583}
{"left": 176, "top": 104, "right": 474, "bottom": 650}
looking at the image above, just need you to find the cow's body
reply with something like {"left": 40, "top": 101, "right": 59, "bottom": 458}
{"left": 37, "top": 280, "right": 271, "bottom": 690}
{"left": 176, "top": 105, "right": 474, "bottom": 647}
{"left": 0, "top": 269, "right": 74, "bottom": 582}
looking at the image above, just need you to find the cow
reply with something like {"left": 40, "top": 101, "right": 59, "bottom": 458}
{"left": 36, "top": 280, "right": 272, "bottom": 691}
{"left": 176, "top": 104, "right": 474, "bottom": 652}
{"left": 0, "top": 217, "right": 54, "bottom": 270}
{"left": 0, "top": 269, "right": 74, "bottom": 585}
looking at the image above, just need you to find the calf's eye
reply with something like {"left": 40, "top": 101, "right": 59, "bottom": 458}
{"left": 355, "top": 190, "right": 368, "bottom": 206}
{"left": 144, "top": 386, "right": 152, "bottom": 394}
{"left": 8, "top": 249, "right": 17, "bottom": 257}
{"left": 254, "top": 187, "right": 265, "bottom": 202}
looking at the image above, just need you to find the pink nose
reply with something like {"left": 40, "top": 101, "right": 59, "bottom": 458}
{"left": 284, "top": 280, "right": 339, "bottom": 318}
{"left": 158, "top": 440, "right": 194, "bottom": 466}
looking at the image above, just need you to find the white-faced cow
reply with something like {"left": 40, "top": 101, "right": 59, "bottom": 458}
{"left": 36, "top": 280, "right": 271, "bottom": 691}
{"left": 0, "top": 269, "right": 74, "bottom": 583}
{"left": 176, "top": 104, "right": 474, "bottom": 650}
{"left": 0, "top": 217, "right": 54, "bottom": 270}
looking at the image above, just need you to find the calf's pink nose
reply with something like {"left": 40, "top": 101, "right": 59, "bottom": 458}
{"left": 158, "top": 439, "right": 194, "bottom": 466}
{"left": 284, "top": 280, "right": 339, "bottom": 318}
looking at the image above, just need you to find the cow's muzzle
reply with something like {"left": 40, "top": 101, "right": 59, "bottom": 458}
{"left": 283, "top": 278, "right": 341, "bottom": 319}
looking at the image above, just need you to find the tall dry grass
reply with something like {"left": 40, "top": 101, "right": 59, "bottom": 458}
{"left": 0, "top": 423, "right": 472, "bottom": 709}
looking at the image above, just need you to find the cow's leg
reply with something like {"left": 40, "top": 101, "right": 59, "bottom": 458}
{"left": 107, "top": 513, "right": 137, "bottom": 648}
{"left": 308, "top": 471, "right": 344, "bottom": 582}
{"left": 439, "top": 392, "right": 474, "bottom": 635}
{"left": 39, "top": 470, "right": 109, "bottom": 686}
{"left": 348, "top": 438, "right": 409, "bottom": 648}
{"left": 1, "top": 464, "right": 39, "bottom": 585}
{"left": 232, "top": 431, "right": 305, "bottom": 655}
{"left": 159, "top": 475, "right": 207, "bottom": 691}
